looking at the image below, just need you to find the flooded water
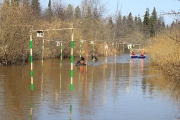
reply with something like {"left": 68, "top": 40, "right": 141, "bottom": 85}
{"left": 0, "top": 54, "right": 180, "bottom": 120}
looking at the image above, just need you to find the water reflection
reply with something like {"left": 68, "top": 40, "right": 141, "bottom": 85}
{"left": 41, "top": 72, "right": 44, "bottom": 102}
{"left": 0, "top": 55, "right": 180, "bottom": 119}
{"left": 103, "top": 56, "right": 107, "bottom": 104}
{"left": 70, "top": 104, "right": 72, "bottom": 120}
{"left": 113, "top": 54, "right": 117, "bottom": 95}
{"left": 145, "top": 65, "right": 180, "bottom": 119}
{"left": 29, "top": 101, "right": 33, "bottom": 120}
{"left": 147, "top": 65, "right": 180, "bottom": 98}
{"left": 79, "top": 66, "right": 85, "bottom": 80}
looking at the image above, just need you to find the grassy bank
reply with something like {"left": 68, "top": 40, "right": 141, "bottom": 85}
{"left": 146, "top": 26, "right": 180, "bottom": 80}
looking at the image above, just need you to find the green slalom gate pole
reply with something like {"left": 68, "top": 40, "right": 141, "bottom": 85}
{"left": 92, "top": 41, "right": 94, "bottom": 55}
{"left": 122, "top": 43, "right": 124, "bottom": 54}
{"left": 70, "top": 27, "right": 74, "bottom": 91}
{"left": 59, "top": 42, "right": 62, "bottom": 95}
{"left": 60, "top": 42, "right": 63, "bottom": 69}
{"left": 91, "top": 41, "right": 94, "bottom": 63}
{"left": 80, "top": 40, "right": 82, "bottom": 57}
{"left": 30, "top": 32, "right": 34, "bottom": 91}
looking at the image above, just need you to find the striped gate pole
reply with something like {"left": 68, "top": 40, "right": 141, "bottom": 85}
{"left": 29, "top": 32, "right": 34, "bottom": 91}
{"left": 42, "top": 39, "right": 44, "bottom": 66}
{"left": 85, "top": 41, "right": 88, "bottom": 72}
{"left": 114, "top": 42, "right": 116, "bottom": 60}
{"left": 92, "top": 41, "right": 94, "bottom": 54}
{"left": 122, "top": 43, "right": 124, "bottom": 54}
{"left": 80, "top": 40, "right": 82, "bottom": 57}
{"left": 91, "top": 41, "right": 94, "bottom": 63}
{"left": 59, "top": 43, "right": 62, "bottom": 94}
{"left": 70, "top": 26, "right": 74, "bottom": 91}
{"left": 104, "top": 43, "right": 108, "bottom": 57}
{"left": 60, "top": 42, "right": 63, "bottom": 69}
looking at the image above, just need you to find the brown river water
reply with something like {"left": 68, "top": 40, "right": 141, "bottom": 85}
{"left": 0, "top": 54, "right": 180, "bottom": 120}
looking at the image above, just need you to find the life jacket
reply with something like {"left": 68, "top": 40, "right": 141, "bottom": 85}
{"left": 132, "top": 51, "right": 135, "bottom": 55}
{"left": 141, "top": 49, "right": 144, "bottom": 55}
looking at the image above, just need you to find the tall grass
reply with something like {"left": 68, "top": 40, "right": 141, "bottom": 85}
{"left": 146, "top": 26, "right": 180, "bottom": 67}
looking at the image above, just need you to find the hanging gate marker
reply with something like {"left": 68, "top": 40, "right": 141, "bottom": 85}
{"left": 56, "top": 42, "right": 60, "bottom": 46}
{"left": 37, "top": 30, "right": 44, "bottom": 37}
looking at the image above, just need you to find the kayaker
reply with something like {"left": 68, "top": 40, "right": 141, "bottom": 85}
{"left": 140, "top": 49, "right": 145, "bottom": 56}
{"left": 91, "top": 53, "right": 98, "bottom": 61}
{"left": 131, "top": 51, "right": 135, "bottom": 55}
{"left": 76, "top": 57, "right": 86, "bottom": 66}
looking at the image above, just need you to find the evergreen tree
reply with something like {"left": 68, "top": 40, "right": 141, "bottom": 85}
{"left": 171, "top": 21, "right": 175, "bottom": 28}
{"left": 128, "top": 12, "right": 133, "bottom": 22}
{"left": 53, "top": 2, "right": 65, "bottom": 20}
{"left": 3, "top": 0, "right": 10, "bottom": 6}
{"left": 22, "top": 0, "right": 30, "bottom": 6}
{"left": 137, "top": 15, "right": 142, "bottom": 24}
{"left": 74, "top": 6, "right": 81, "bottom": 19}
{"left": 151, "top": 7, "right": 158, "bottom": 24}
{"left": 127, "top": 12, "right": 133, "bottom": 30}
{"left": 86, "top": 6, "right": 92, "bottom": 19}
{"left": 149, "top": 7, "right": 157, "bottom": 37}
{"left": 107, "top": 17, "right": 114, "bottom": 40}
{"left": 149, "top": 19, "right": 155, "bottom": 37}
{"left": 22, "top": 0, "right": 32, "bottom": 23}
{"left": 143, "top": 8, "right": 150, "bottom": 37}
{"left": 134, "top": 16, "right": 138, "bottom": 22}
{"left": 137, "top": 15, "right": 142, "bottom": 31}
{"left": 123, "top": 16, "right": 126, "bottom": 23}
{"left": 11, "top": 0, "right": 20, "bottom": 6}
{"left": 143, "top": 8, "right": 150, "bottom": 26}
{"left": 161, "top": 21, "right": 165, "bottom": 28}
{"left": 31, "top": 0, "right": 41, "bottom": 18}
{"left": 47, "top": 0, "right": 53, "bottom": 22}
{"left": 108, "top": 17, "right": 113, "bottom": 29}
{"left": 133, "top": 15, "right": 142, "bottom": 33}
{"left": 116, "top": 12, "right": 122, "bottom": 24}
{"left": 157, "top": 16, "right": 166, "bottom": 31}
{"left": 65, "top": 4, "right": 73, "bottom": 20}
{"left": 93, "top": 7, "right": 99, "bottom": 19}
{"left": 115, "top": 11, "right": 122, "bottom": 39}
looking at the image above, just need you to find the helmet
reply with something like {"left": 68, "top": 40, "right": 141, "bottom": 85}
{"left": 80, "top": 57, "right": 84, "bottom": 60}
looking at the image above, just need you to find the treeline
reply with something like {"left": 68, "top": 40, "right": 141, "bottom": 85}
{"left": 0, "top": 0, "right": 174, "bottom": 65}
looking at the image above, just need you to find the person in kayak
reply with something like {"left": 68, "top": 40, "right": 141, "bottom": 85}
{"left": 140, "top": 49, "right": 145, "bottom": 56}
{"left": 76, "top": 56, "right": 86, "bottom": 66}
{"left": 91, "top": 53, "right": 98, "bottom": 61}
{"left": 131, "top": 50, "right": 136, "bottom": 55}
